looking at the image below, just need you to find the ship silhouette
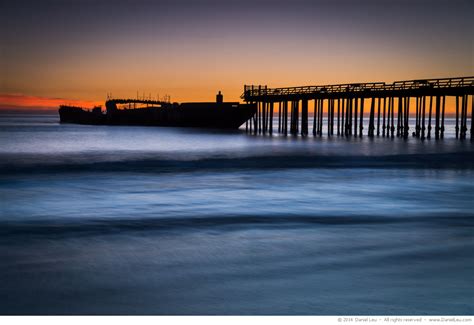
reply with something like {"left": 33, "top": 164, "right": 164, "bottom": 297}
{"left": 59, "top": 91, "right": 256, "bottom": 129}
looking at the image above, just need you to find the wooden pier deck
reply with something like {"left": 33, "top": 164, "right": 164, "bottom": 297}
{"left": 242, "top": 76, "right": 474, "bottom": 140}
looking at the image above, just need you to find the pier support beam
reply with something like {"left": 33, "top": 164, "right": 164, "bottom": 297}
{"left": 461, "top": 95, "right": 467, "bottom": 139}
{"left": 403, "top": 97, "right": 410, "bottom": 139}
{"left": 320, "top": 98, "right": 324, "bottom": 136}
{"left": 345, "top": 98, "right": 350, "bottom": 136}
{"left": 327, "top": 99, "right": 331, "bottom": 136}
{"left": 293, "top": 100, "right": 297, "bottom": 135}
{"left": 290, "top": 101, "right": 298, "bottom": 135}
{"left": 456, "top": 96, "right": 460, "bottom": 138}
{"left": 257, "top": 101, "right": 262, "bottom": 134}
{"left": 329, "top": 99, "right": 334, "bottom": 136}
{"left": 406, "top": 97, "right": 411, "bottom": 139}
{"left": 313, "top": 99, "right": 318, "bottom": 136}
{"left": 353, "top": 98, "right": 358, "bottom": 136}
{"left": 382, "top": 98, "right": 386, "bottom": 137}
{"left": 341, "top": 99, "right": 345, "bottom": 136}
{"left": 301, "top": 99, "right": 308, "bottom": 136}
{"left": 368, "top": 97, "right": 375, "bottom": 137}
{"left": 253, "top": 102, "right": 258, "bottom": 134}
{"left": 385, "top": 97, "right": 391, "bottom": 137}
{"left": 319, "top": 99, "right": 323, "bottom": 136}
{"left": 359, "top": 98, "right": 365, "bottom": 137}
{"left": 396, "top": 97, "right": 402, "bottom": 137}
{"left": 269, "top": 102, "right": 274, "bottom": 134}
{"left": 348, "top": 98, "right": 353, "bottom": 136}
{"left": 421, "top": 96, "right": 426, "bottom": 140}
{"left": 332, "top": 99, "right": 336, "bottom": 135}
{"left": 441, "top": 96, "right": 446, "bottom": 139}
{"left": 278, "top": 102, "right": 282, "bottom": 133}
{"left": 414, "top": 97, "right": 419, "bottom": 137}
{"left": 435, "top": 96, "right": 441, "bottom": 139}
{"left": 427, "top": 96, "right": 433, "bottom": 139}
{"left": 289, "top": 101, "right": 293, "bottom": 135}
{"left": 399, "top": 97, "right": 404, "bottom": 137}
{"left": 337, "top": 99, "right": 341, "bottom": 136}
{"left": 390, "top": 97, "right": 395, "bottom": 137}
{"left": 471, "top": 95, "right": 474, "bottom": 140}
{"left": 376, "top": 98, "right": 381, "bottom": 136}
{"left": 294, "top": 100, "right": 300, "bottom": 134}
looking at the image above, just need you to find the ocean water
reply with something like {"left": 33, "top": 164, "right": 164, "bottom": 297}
{"left": 0, "top": 112, "right": 473, "bottom": 315}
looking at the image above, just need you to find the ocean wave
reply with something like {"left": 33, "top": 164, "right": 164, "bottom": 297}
{"left": 1, "top": 151, "right": 474, "bottom": 175}
{"left": 1, "top": 214, "right": 473, "bottom": 238}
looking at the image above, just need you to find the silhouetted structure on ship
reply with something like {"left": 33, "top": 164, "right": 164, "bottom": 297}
{"left": 242, "top": 76, "right": 474, "bottom": 140}
{"left": 59, "top": 91, "right": 256, "bottom": 129}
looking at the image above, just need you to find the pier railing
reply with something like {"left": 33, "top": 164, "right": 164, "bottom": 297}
{"left": 106, "top": 98, "right": 170, "bottom": 105}
{"left": 242, "top": 77, "right": 474, "bottom": 100}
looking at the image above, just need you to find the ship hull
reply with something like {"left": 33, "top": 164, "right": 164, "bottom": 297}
{"left": 59, "top": 102, "right": 257, "bottom": 129}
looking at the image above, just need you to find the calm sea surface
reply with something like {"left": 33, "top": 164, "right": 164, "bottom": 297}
{"left": 0, "top": 113, "right": 473, "bottom": 315}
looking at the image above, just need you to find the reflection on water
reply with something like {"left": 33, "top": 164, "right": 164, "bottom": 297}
{"left": 0, "top": 113, "right": 473, "bottom": 315}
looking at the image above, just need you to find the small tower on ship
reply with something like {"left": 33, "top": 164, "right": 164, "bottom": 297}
{"left": 216, "top": 91, "right": 223, "bottom": 104}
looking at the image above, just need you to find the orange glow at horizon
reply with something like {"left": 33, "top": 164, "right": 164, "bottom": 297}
{"left": 0, "top": 94, "right": 102, "bottom": 111}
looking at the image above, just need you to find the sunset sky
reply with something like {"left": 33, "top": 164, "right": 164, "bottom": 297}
{"left": 1, "top": 0, "right": 473, "bottom": 110}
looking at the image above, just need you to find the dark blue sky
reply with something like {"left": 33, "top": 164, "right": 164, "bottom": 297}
{"left": 1, "top": 0, "right": 472, "bottom": 103}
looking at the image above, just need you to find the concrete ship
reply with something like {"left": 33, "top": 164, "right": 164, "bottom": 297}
{"left": 59, "top": 91, "right": 257, "bottom": 129}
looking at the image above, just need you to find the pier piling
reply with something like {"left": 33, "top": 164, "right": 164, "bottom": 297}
{"left": 421, "top": 96, "right": 426, "bottom": 139}
{"left": 302, "top": 99, "right": 308, "bottom": 136}
{"left": 359, "top": 98, "right": 365, "bottom": 137}
{"left": 471, "top": 95, "right": 474, "bottom": 140}
{"left": 356, "top": 98, "right": 359, "bottom": 136}
{"left": 368, "top": 97, "right": 375, "bottom": 137}
{"left": 320, "top": 99, "right": 324, "bottom": 136}
{"left": 376, "top": 98, "right": 381, "bottom": 136}
{"left": 456, "top": 96, "right": 460, "bottom": 138}
{"left": 441, "top": 96, "right": 446, "bottom": 139}
{"left": 427, "top": 96, "right": 433, "bottom": 139}
{"left": 278, "top": 102, "right": 281, "bottom": 133}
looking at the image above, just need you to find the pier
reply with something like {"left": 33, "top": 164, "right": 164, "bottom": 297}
{"left": 242, "top": 76, "right": 474, "bottom": 140}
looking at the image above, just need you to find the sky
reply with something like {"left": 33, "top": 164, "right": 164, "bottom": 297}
{"left": 0, "top": 0, "right": 473, "bottom": 110}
